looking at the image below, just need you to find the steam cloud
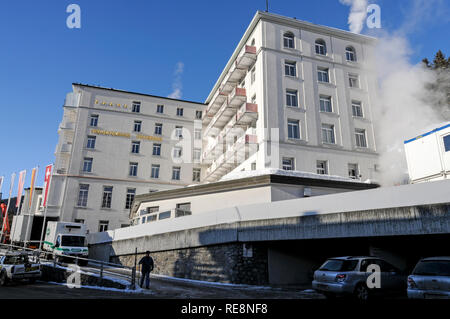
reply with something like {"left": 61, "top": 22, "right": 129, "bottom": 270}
{"left": 339, "top": 0, "right": 368, "bottom": 34}
{"left": 339, "top": 0, "right": 449, "bottom": 185}
{"left": 168, "top": 62, "right": 184, "bottom": 99}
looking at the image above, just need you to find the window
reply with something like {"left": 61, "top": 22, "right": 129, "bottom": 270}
{"left": 345, "top": 46, "right": 356, "bottom": 62}
{"left": 98, "top": 221, "right": 109, "bottom": 232}
{"left": 175, "top": 126, "right": 183, "bottom": 139}
{"left": 251, "top": 94, "right": 256, "bottom": 104}
{"left": 132, "top": 101, "right": 141, "bottom": 113}
{"left": 173, "top": 147, "right": 182, "bottom": 158}
{"left": 196, "top": 111, "right": 203, "bottom": 119}
{"left": 147, "top": 206, "right": 159, "bottom": 214}
{"left": 131, "top": 141, "right": 140, "bottom": 154}
{"left": 172, "top": 167, "right": 181, "bottom": 180}
{"left": 101, "top": 187, "right": 113, "bottom": 209}
{"left": 125, "top": 188, "right": 136, "bottom": 209}
{"left": 83, "top": 157, "right": 93, "bottom": 173}
{"left": 192, "top": 168, "right": 201, "bottom": 182}
{"left": 176, "top": 203, "right": 191, "bottom": 217}
{"left": 318, "top": 67, "right": 329, "bottom": 83}
{"left": 154, "top": 123, "right": 162, "bottom": 135}
{"left": 193, "top": 148, "right": 201, "bottom": 161}
{"left": 251, "top": 162, "right": 257, "bottom": 170}
{"left": 251, "top": 67, "right": 256, "bottom": 84}
{"left": 322, "top": 124, "right": 335, "bottom": 144}
{"left": 282, "top": 158, "right": 294, "bottom": 171}
{"left": 74, "top": 219, "right": 85, "bottom": 224}
{"left": 287, "top": 119, "right": 300, "bottom": 139}
{"left": 319, "top": 96, "right": 333, "bottom": 113}
{"left": 129, "top": 162, "right": 138, "bottom": 176}
{"left": 355, "top": 129, "right": 367, "bottom": 148}
{"left": 157, "top": 105, "right": 164, "bottom": 114}
{"left": 316, "top": 160, "right": 328, "bottom": 175}
{"left": 352, "top": 101, "right": 363, "bottom": 117}
{"left": 349, "top": 74, "right": 359, "bottom": 88}
{"left": 286, "top": 90, "right": 298, "bottom": 107}
{"left": 194, "top": 128, "right": 202, "bottom": 140}
{"left": 283, "top": 32, "right": 294, "bottom": 48}
{"left": 348, "top": 163, "right": 359, "bottom": 179}
{"left": 134, "top": 121, "right": 142, "bottom": 132}
{"left": 86, "top": 136, "right": 96, "bottom": 149}
{"left": 151, "top": 164, "right": 160, "bottom": 179}
{"left": 444, "top": 135, "right": 450, "bottom": 152}
{"left": 176, "top": 108, "right": 184, "bottom": 116}
{"left": 90, "top": 115, "right": 99, "bottom": 127}
{"left": 315, "top": 39, "right": 327, "bottom": 55}
{"left": 285, "top": 61, "right": 296, "bottom": 77}
{"left": 153, "top": 143, "right": 161, "bottom": 156}
{"left": 77, "top": 184, "right": 89, "bottom": 207}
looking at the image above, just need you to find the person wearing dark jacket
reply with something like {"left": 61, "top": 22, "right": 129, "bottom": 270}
{"left": 138, "top": 251, "right": 154, "bottom": 289}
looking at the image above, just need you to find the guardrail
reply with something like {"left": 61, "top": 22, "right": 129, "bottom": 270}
{"left": 0, "top": 243, "right": 138, "bottom": 290}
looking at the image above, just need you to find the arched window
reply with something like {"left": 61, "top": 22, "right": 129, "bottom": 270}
{"left": 283, "top": 32, "right": 294, "bottom": 48}
{"left": 345, "top": 46, "right": 356, "bottom": 62}
{"left": 315, "top": 39, "right": 327, "bottom": 55}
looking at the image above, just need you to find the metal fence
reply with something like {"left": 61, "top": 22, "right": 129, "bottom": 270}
{"left": 0, "top": 243, "right": 137, "bottom": 290}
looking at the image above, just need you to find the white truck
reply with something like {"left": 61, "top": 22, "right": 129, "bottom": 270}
{"left": 0, "top": 251, "right": 41, "bottom": 286}
{"left": 43, "top": 222, "right": 89, "bottom": 265}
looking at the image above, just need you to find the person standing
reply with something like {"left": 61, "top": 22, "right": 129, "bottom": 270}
{"left": 138, "top": 251, "right": 154, "bottom": 289}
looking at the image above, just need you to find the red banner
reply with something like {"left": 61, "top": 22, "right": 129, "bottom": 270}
{"left": 42, "top": 165, "right": 53, "bottom": 208}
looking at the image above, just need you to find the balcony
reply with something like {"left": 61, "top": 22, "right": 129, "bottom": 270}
{"left": 228, "top": 87, "right": 247, "bottom": 107}
{"left": 236, "top": 103, "right": 258, "bottom": 125}
{"left": 59, "top": 121, "right": 75, "bottom": 130}
{"left": 236, "top": 45, "right": 257, "bottom": 69}
{"left": 204, "top": 131, "right": 258, "bottom": 182}
{"left": 203, "top": 90, "right": 228, "bottom": 125}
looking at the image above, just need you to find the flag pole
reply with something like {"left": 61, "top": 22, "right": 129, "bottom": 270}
{"left": 25, "top": 167, "right": 38, "bottom": 248}
{"left": 11, "top": 170, "right": 26, "bottom": 245}
{"left": 1, "top": 173, "right": 16, "bottom": 244}
{"left": 39, "top": 165, "right": 53, "bottom": 253}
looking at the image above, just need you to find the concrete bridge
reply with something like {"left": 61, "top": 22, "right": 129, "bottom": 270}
{"left": 89, "top": 179, "right": 450, "bottom": 285}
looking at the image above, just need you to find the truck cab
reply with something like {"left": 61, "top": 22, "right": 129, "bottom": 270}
{"left": 43, "top": 222, "right": 88, "bottom": 265}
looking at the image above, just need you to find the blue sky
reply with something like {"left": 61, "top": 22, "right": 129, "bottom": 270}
{"left": 0, "top": 0, "right": 449, "bottom": 193}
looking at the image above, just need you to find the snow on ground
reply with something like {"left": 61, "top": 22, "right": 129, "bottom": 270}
{"left": 151, "top": 273, "right": 273, "bottom": 290}
{"left": 46, "top": 281, "right": 147, "bottom": 294}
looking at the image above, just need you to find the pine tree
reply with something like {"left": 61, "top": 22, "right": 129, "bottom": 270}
{"left": 422, "top": 50, "right": 450, "bottom": 120}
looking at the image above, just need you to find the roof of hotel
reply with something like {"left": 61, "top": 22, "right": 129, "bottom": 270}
{"left": 73, "top": 83, "right": 206, "bottom": 106}
{"left": 205, "top": 11, "right": 377, "bottom": 103}
{"left": 130, "top": 172, "right": 379, "bottom": 217}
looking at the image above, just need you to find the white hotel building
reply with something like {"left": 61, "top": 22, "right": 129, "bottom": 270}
{"left": 201, "top": 11, "right": 379, "bottom": 182}
{"left": 37, "top": 11, "right": 380, "bottom": 234}
{"left": 45, "top": 84, "right": 205, "bottom": 232}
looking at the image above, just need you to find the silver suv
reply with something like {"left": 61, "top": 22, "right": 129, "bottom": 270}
{"left": 407, "top": 257, "right": 450, "bottom": 299}
{"left": 312, "top": 256, "right": 406, "bottom": 300}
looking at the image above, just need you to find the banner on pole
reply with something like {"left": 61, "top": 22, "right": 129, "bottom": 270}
{"left": 16, "top": 170, "right": 27, "bottom": 208}
{"left": 43, "top": 165, "right": 53, "bottom": 208}
{"left": 29, "top": 168, "right": 38, "bottom": 207}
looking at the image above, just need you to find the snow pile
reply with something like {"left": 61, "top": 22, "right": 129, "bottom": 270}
{"left": 220, "top": 168, "right": 371, "bottom": 184}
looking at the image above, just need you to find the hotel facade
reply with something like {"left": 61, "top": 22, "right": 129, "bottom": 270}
{"left": 44, "top": 84, "right": 204, "bottom": 232}
{"left": 27, "top": 11, "right": 380, "bottom": 234}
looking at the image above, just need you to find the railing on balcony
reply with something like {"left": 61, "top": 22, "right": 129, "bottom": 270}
{"left": 203, "top": 45, "right": 256, "bottom": 127}
{"left": 204, "top": 131, "right": 258, "bottom": 181}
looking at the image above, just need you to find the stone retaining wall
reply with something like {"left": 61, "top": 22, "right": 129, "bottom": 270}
{"left": 112, "top": 243, "right": 269, "bottom": 285}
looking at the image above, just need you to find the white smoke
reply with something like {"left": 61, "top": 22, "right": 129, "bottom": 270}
{"left": 338, "top": 0, "right": 449, "bottom": 185}
{"left": 371, "top": 35, "right": 443, "bottom": 185}
{"left": 339, "top": 0, "right": 368, "bottom": 34}
{"left": 168, "top": 62, "right": 184, "bottom": 99}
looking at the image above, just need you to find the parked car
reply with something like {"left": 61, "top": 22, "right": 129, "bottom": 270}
{"left": 312, "top": 256, "right": 406, "bottom": 300}
{"left": 407, "top": 257, "right": 450, "bottom": 299}
{"left": 0, "top": 251, "right": 41, "bottom": 286}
